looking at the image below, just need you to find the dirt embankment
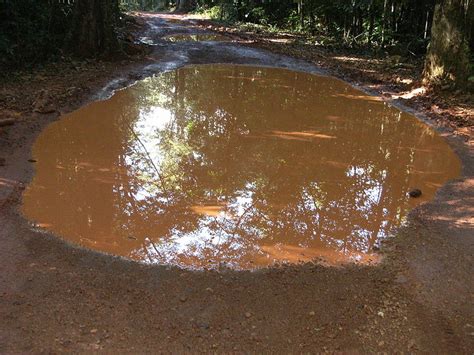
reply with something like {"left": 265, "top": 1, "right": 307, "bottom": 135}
{"left": 0, "top": 13, "right": 473, "bottom": 353}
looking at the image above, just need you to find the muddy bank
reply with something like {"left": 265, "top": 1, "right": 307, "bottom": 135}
{"left": 0, "top": 13, "right": 473, "bottom": 353}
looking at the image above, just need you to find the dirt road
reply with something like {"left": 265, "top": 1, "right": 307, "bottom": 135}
{"left": 0, "top": 13, "right": 473, "bottom": 353}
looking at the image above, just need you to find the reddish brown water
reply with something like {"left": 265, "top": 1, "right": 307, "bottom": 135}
{"left": 164, "top": 33, "right": 230, "bottom": 42}
{"left": 22, "top": 65, "right": 461, "bottom": 269}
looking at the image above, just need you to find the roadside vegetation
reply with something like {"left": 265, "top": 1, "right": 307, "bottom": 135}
{"left": 195, "top": 1, "right": 473, "bottom": 91}
{"left": 1, "top": 0, "right": 473, "bottom": 90}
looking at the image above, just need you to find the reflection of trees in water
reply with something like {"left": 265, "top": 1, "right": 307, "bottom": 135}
{"left": 27, "top": 66, "right": 457, "bottom": 267}
{"left": 112, "top": 66, "right": 447, "bottom": 264}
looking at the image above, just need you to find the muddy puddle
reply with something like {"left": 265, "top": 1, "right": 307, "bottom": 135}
{"left": 22, "top": 65, "right": 461, "bottom": 270}
{"left": 164, "top": 33, "right": 230, "bottom": 42}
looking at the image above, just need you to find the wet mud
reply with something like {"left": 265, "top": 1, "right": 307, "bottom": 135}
{"left": 164, "top": 33, "right": 231, "bottom": 42}
{"left": 0, "top": 12, "right": 472, "bottom": 353}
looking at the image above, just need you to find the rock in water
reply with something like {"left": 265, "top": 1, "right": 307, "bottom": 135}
{"left": 408, "top": 189, "right": 422, "bottom": 198}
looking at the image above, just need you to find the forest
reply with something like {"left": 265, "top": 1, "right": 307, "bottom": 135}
{"left": 0, "top": 0, "right": 473, "bottom": 89}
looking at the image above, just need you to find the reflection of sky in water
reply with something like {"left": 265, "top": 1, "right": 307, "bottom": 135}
{"left": 135, "top": 106, "right": 172, "bottom": 165}
{"left": 125, "top": 102, "right": 406, "bottom": 264}
{"left": 22, "top": 65, "right": 461, "bottom": 269}
{"left": 128, "top": 106, "right": 265, "bottom": 264}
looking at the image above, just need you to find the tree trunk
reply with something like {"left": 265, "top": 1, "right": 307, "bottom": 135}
{"left": 381, "top": 0, "right": 388, "bottom": 47}
{"left": 175, "top": 0, "right": 195, "bottom": 13}
{"left": 297, "top": 0, "right": 304, "bottom": 30}
{"left": 71, "top": 0, "right": 120, "bottom": 57}
{"left": 423, "top": 0, "right": 472, "bottom": 89}
{"left": 368, "top": 0, "right": 375, "bottom": 45}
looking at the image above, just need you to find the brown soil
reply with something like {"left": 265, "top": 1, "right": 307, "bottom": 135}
{"left": 0, "top": 13, "right": 473, "bottom": 353}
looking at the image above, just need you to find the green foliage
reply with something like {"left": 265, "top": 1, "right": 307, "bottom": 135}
{"left": 119, "top": 0, "right": 168, "bottom": 12}
{"left": 246, "top": 7, "right": 268, "bottom": 25}
{"left": 285, "top": 10, "right": 302, "bottom": 30}
{"left": 194, "top": 0, "right": 444, "bottom": 52}
{"left": 0, "top": 0, "right": 74, "bottom": 70}
{"left": 2, "top": 0, "right": 471, "bottom": 71}
{"left": 195, "top": 5, "right": 222, "bottom": 19}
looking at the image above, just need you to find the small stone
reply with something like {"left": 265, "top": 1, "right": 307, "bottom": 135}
{"left": 377, "top": 311, "right": 384, "bottom": 317}
{"left": 90, "top": 329, "right": 98, "bottom": 334}
{"left": 395, "top": 274, "right": 408, "bottom": 284}
{"left": 378, "top": 341, "right": 385, "bottom": 347}
{"left": 408, "top": 339, "right": 417, "bottom": 349}
{"left": 197, "top": 322, "right": 209, "bottom": 330}
{"left": 179, "top": 296, "right": 187, "bottom": 302}
{"left": 309, "top": 311, "right": 315, "bottom": 316}
{"left": 408, "top": 189, "right": 422, "bottom": 198}
{"left": 245, "top": 312, "right": 252, "bottom": 318}
{"left": 205, "top": 287, "right": 214, "bottom": 293}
